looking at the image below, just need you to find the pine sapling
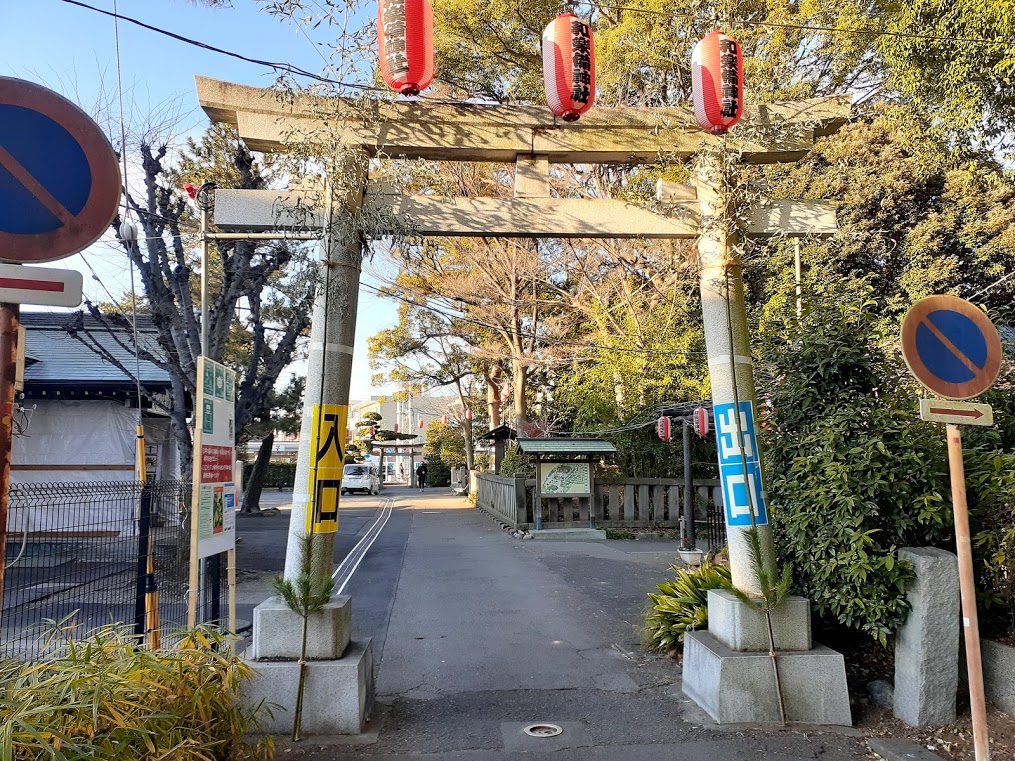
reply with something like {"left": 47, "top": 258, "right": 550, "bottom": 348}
{"left": 272, "top": 533, "right": 336, "bottom": 742}
{"left": 726, "top": 525, "right": 792, "bottom": 725}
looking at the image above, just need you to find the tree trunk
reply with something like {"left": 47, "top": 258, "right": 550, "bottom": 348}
{"left": 453, "top": 379, "right": 475, "bottom": 471}
{"left": 485, "top": 365, "right": 502, "bottom": 429}
{"left": 243, "top": 431, "right": 274, "bottom": 512}
{"left": 512, "top": 356, "right": 527, "bottom": 427}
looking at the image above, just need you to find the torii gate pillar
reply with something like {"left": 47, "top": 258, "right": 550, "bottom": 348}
{"left": 682, "top": 148, "right": 852, "bottom": 726}
{"left": 694, "top": 147, "right": 777, "bottom": 594}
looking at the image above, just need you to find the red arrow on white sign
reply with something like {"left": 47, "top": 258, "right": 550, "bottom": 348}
{"left": 919, "top": 398, "right": 993, "bottom": 427}
{"left": 0, "top": 263, "right": 82, "bottom": 307}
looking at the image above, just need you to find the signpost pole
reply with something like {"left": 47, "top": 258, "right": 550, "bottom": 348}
{"left": 946, "top": 423, "right": 991, "bottom": 761}
{"left": 0, "top": 304, "right": 18, "bottom": 616}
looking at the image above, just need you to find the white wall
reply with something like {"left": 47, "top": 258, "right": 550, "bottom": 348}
{"left": 11, "top": 399, "right": 138, "bottom": 484}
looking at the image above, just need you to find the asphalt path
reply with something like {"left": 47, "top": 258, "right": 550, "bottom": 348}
{"left": 236, "top": 487, "right": 870, "bottom": 761}
{"left": 234, "top": 488, "right": 411, "bottom": 656}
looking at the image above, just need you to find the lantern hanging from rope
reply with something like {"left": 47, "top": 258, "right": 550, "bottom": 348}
{"left": 378, "top": 0, "right": 434, "bottom": 96}
{"left": 690, "top": 30, "right": 743, "bottom": 134}
{"left": 542, "top": 13, "right": 595, "bottom": 122}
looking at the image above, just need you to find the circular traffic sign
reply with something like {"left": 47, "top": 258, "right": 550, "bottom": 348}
{"left": 901, "top": 295, "right": 1002, "bottom": 400}
{"left": 0, "top": 77, "right": 120, "bottom": 264}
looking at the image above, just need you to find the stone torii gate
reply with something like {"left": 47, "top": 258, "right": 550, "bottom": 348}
{"left": 195, "top": 76, "right": 851, "bottom": 730}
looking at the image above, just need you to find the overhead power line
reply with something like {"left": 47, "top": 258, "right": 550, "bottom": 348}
{"left": 593, "top": 3, "right": 1013, "bottom": 46}
{"left": 57, "top": 0, "right": 383, "bottom": 91}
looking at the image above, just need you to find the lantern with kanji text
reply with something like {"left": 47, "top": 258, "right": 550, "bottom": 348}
{"left": 656, "top": 415, "right": 672, "bottom": 442}
{"left": 542, "top": 14, "right": 595, "bottom": 122}
{"left": 378, "top": 0, "right": 434, "bottom": 96}
{"left": 690, "top": 30, "right": 743, "bottom": 134}
{"left": 693, "top": 407, "right": 710, "bottom": 438}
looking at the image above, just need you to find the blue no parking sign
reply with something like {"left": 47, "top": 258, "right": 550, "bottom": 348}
{"left": 0, "top": 78, "right": 120, "bottom": 264}
{"left": 901, "top": 296, "right": 1002, "bottom": 401}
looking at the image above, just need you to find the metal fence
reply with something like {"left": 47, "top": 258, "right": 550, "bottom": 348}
{"left": 1, "top": 480, "right": 190, "bottom": 661}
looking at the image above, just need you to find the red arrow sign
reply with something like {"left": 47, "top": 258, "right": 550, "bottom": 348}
{"left": 919, "top": 399, "right": 993, "bottom": 426}
{"left": 930, "top": 406, "right": 984, "bottom": 420}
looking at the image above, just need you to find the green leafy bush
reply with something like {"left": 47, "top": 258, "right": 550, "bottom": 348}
{"left": 0, "top": 624, "right": 269, "bottom": 760}
{"left": 644, "top": 557, "right": 732, "bottom": 653}
{"left": 497, "top": 444, "right": 534, "bottom": 477}
{"left": 242, "top": 462, "right": 296, "bottom": 489}
{"left": 423, "top": 454, "right": 451, "bottom": 487}
{"left": 761, "top": 281, "right": 953, "bottom": 645}
{"left": 967, "top": 447, "right": 1015, "bottom": 638}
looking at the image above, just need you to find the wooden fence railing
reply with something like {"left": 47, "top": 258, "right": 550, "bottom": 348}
{"left": 474, "top": 473, "right": 723, "bottom": 533}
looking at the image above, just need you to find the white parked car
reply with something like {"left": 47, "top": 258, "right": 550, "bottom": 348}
{"left": 342, "top": 464, "right": 381, "bottom": 495}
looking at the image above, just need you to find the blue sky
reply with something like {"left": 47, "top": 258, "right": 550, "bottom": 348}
{"left": 1, "top": 0, "right": 397, "bottom": 400}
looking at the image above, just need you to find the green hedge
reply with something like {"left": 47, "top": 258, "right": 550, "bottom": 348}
{"left": 242, "top": 461, "right": 297, "bottom": 489}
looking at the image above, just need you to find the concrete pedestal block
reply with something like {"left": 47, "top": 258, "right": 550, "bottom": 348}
{"left": 707, "top": 589, "right": 812, "bottom": 652}
{"left": 682, "top": 631, "right": 852, "bottom": 725}
{"left": 250, "top": 595, "right": 351, "bottom": 661}
{"left": 982, "top": 639, "right": 1015, "bottom": 715}
{"left": 242, "top": 639, "right": 374, "bottom": 735}
{"left": 894, "top": 547, "right": 959, "bottom": 727}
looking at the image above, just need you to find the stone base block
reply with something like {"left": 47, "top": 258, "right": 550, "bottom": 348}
{"left": 241, "top": 639, "right": 374, "bottom": 735}
{"left": 250, "top": 595, "right": 351, "bottom": 661}
{"left": 682, "top": 631, "right": 852, "bottom": 726}
{"left": 530, "top": 528, "right": 606, "bottom": 541}
{"left": 982, "top": 639, "right": 1015, "bottom": 715}
{"left": 707, "top": 589, "right": 812, "bottom": 652}
{"left": 894, "top": 547, "right": 959, "bottom": 727}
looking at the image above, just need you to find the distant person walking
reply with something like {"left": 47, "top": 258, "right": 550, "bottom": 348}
{"left": 415, "top": 461, "right": 428, "bottom": 492}
{"left": 398, "top": 463, "right": 405, "bottom": 483}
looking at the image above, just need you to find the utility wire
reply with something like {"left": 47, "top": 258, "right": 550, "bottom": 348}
{"left": 592, "top": 2, "right": 1013, "bottom": 46}
{"left": 57, "top": 0, "right": 383, "bottom": 91}
{"left": 111, "top": 0, "right": 145, "bottom": 417}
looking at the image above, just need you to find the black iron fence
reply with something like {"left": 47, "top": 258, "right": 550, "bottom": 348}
{"left": 703, "top": 498, "right": 727, "bottom": 552}
{"left": 1, "top": 480, "right": 190, "bottom": 661}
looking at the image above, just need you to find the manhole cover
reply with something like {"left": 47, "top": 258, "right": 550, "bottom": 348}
{"left": 523, "top": 724, "right": 563, "bottom": 738}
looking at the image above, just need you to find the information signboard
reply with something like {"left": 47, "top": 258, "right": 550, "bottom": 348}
{"left": 191, "top": 356, "right": 237, "bottom": 559}
{"left": 537, "top": 461, "right": 592, "bottom": 497}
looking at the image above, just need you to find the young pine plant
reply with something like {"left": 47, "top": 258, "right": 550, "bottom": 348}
{"left": 273, "top": 533, "right": 336, "bottom": 742}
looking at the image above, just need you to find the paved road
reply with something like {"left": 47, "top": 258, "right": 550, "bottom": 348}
{"left": 237, "top": 487, "right": 868, "bottom": 761}
{"left": 234, "top": 488, "right": 411, "bottom": 656}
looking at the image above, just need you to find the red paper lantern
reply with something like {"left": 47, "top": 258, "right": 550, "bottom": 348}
{"left": 465, "top": 408, "right": 473, "bottom": 421}
{"left": 419, "top": 418, "right": 425, "bottom": 429}
{"left": 442, "top": 414, "right": 448, "bottom": 425}
{"left": 693, "top": 407, "right": 710, "bottom": 438}
{"left": 378, "top": 0, "right": 434, "bottom": 96}
{"left": 542, "top": 14, "right": 595, "bottom": 122}
{"left": 656, "top": 416, "right": 671, "bottom": 442}
{"left": 691, "top": 30, "right": 744, "bottom": 135}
